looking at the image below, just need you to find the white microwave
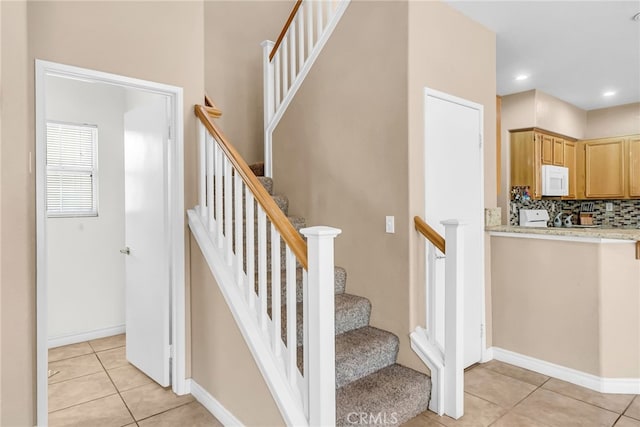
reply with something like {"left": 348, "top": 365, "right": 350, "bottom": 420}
{"left": 541, "top": 165, "right": 569, "bottom": 196}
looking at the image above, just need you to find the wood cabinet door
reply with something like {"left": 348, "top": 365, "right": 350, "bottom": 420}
{"left": 553, "top": 138, "right": 564, "bottom": 166}
{"left": 584, "top": 138, "right": 625, "bottom": 198}
{"left": 541, "top": 134, "right": 554, "bottom": 165}
{"left": 563, "top": 140, "right": 576, "bottom": 199}
{"left": 630, "top": 136, "right": 640, "bottom": 197}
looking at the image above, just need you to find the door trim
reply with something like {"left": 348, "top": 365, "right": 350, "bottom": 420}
{"left": 423, "top": 87, "right": 488, "bottom": 365}
{"left": 35, "top": 60, "right": 186, "bottom": 424}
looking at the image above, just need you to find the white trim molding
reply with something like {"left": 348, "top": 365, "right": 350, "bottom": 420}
{"left": 490, "top": 347, "right": 640, "bottom": 394}
{"left": 48, "top": 325, "right": 125, "bottom": 349}
{"left": 187, "top": 379, "right": 245, "bottom": 426}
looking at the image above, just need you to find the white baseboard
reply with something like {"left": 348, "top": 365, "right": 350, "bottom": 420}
{"left": 489, "top": 347, "right": 640, "bottom": 394}
{"left": 187, "top": 379, "right": 245, "bottom": 426}
{"left": 48, "top": 325, "right": 125, "bottom": 349}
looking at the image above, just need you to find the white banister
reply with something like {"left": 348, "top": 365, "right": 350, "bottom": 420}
{"left": 442, "top": 220, "right": 465, "bottom": 419}
{"left": 262, "top": 0, "right": 351, "bottom": 177}
{"left": 410, "top": 218, "right": 465, "bottom": 420}
{"left": 301, "top": 226, "right": 341, "bottom": 426}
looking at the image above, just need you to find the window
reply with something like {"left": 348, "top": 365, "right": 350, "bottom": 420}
{"left": 46, "top": 121, "right": 98, "bottom": 217}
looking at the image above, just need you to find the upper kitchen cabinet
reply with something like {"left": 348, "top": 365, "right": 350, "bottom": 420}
{"left": 510, "top": 130, "right": 542, "bottom": 199}
{"left": 541, "top": 134, "right": 554, "bottom": 165}
{"left": 582, "top": 137, "right": 626, "bottom": 199}
{"left": 553, "top": 138, "right": 565, "bottom": 166}
{"left": 563, "top": 140, "right": 576, "bottom": 199}
{"left": 629, "top": 136, "right": 640, "bottom": 198}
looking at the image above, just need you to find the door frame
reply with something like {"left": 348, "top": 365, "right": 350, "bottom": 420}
{"left": 423, "top": 87, "right": 488, "bottom": 365}
{"left": 35, "top": 59, "right": 186, "bottom": 424}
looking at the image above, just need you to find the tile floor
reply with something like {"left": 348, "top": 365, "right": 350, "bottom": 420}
{"left": 403, "top": 360, "right": 640, "bottom": 427}
{"left": 48, "top": 334, "right": 223, "bottom": 427}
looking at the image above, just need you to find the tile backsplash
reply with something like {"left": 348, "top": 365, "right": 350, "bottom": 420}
{"left": 509, "top": 199, "right": 640, "bottom": 227}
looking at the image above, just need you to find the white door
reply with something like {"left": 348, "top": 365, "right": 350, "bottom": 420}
{"left": 123, "top": 96, "right": 171, "bottom": 386}
{"left": 424, "top": 88, "right": 484, "bottom": 368}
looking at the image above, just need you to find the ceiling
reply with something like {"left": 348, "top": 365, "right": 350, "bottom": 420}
{"left": 444, "top": 1, "right": 640, "bottom": 111}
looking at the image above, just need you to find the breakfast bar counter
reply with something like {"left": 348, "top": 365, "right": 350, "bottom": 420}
{"left": 487, "top": 225, "right": 640, "bottom": 242}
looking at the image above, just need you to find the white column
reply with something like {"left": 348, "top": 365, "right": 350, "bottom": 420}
{"left": 300, "top": 225, "right": 341, "bottom": 427}
{"left": 442, "top": 219, "right": 465, "bottom": 420}
{"left": 261, "top": 40, "right": 275, "bottom": 178}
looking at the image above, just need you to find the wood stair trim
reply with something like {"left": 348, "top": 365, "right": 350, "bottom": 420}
{"left": 414, "top": 216, "right": 445, "bottom": 253}
{"left": 195, "top": 104, "right": 308, "bottom": 269}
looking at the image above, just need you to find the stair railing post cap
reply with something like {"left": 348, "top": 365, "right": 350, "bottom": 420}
{"left": 300, "top": 226, "right": 342, "bottom": 238}
{"left": 440, "top": 219, "right": 468, "bottom": 227}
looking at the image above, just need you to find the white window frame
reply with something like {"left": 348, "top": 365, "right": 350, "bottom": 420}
{"left": 46, "top": 120, "right": 99, "bottom": 218}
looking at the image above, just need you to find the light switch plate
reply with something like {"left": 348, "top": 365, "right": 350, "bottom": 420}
{"left": 606, "top": 202, "right": 613, "bottom": 212}
{"left": 385, "top": 216, "right": 395, "bottom": 233}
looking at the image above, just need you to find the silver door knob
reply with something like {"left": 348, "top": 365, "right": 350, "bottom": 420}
{"left": 120, "top": 247, "right": 131, "bottom": 255}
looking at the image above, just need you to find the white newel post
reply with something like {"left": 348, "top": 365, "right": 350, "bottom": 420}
{"left": 442, "top": 220, "right": 465, "bottom": 419}
{"left": 301, "top": 226, "right": 341, "bottom": 427}
{"left": 261, "top": 40, "right": 275, "bottom": 178}
{"left": 198, "top": 121, "right": 206, "bottom": 218}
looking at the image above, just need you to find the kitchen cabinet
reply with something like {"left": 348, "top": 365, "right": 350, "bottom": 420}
{"left": 510, "top": 130, "right": 542, "bottom": 199}
{"left": 630, "top": 136, "right": 640, "bottom": 198}
{"left": 583, "top": 137, "right": 626, "bottom": 199}
{"left": 563, "top": 140, "right": 576, "bottom": 199}
{"left": 553, "top": 138, "right": 565, "bottom": 166}
{"left": 541, "top": 134, "right": 554, "bottom": 165}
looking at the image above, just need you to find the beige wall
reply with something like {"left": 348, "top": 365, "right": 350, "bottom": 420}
{"left": 205, "top": 0, "right": 293, "bottom": 164}
{"left": 273, "top": 1, "right": 417, "bottom": 368}
{"left": 535, "top": 90, "right": 587, "bottom": 140}
{"left": 189, "top": 236, "right": 284, "bottom": 426}
{"left": 491, "top": 236, "right": 640, "bottom": 378}
{"left": 408, "top": 1, "right": 497, "bottom": 350}
{"left": 585, "top": 102, "right": 640, "bottom": 139}
{"left": 1, "top": 2, "right": 205, "bottom": 423}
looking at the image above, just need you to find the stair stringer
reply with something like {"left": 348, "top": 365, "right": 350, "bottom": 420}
{"left": 410, "top": 327, "right": 444, "bottom": 416}
{"left": 188, "top": 209, "right": 308, "bottom": 426}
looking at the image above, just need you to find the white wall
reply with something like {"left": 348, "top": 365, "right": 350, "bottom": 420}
{"left": 46, "top": 76, "right": 126, "bottom": 341}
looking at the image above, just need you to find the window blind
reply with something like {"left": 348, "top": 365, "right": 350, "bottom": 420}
{"left": 46, "top": 122, "right": 98, "bottom": 216}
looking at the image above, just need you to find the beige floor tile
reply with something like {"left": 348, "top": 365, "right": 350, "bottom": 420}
{"left": 120, "top": 382, "right": 194, "bottom": 420}
{"left": 616, "top": 416, "right": 640, "bottom": 427}
{"left": 108, "top": 364, "right": 153, "bottom": 392}
{"left": 512, "top": 389, "right": 619, "bottom": 427}
{"left": 424, "top": 393, "right": 507, "bottom": 427}
{"left": 491, "top": 412, "right": 552, "bottom": 427}
{"left": 89, "top": 334, "right": 126, "bottom": 353}
{"left": 48, "top": 371, "right": 117, "bottom": 412}
{"left": 626, "top": 396, "right": 640, "bottom": 421}
{"left": 96, "top": 346, "right": 128, "bottom": 370}
{"left": 49, "top": 342, "right": 94, "bottom": 363}
{"left": 48, "top": 354, "right": 104, "bottom": 384}
{"left": 138, "top": 401, "right": 222, "bottom": 426}
{"left": 401, "top": 413, "right": 446, "bottom": 426}
{"left": 481, "top": 360, "right": 549, "bottom": 387}
{"left": 48, "top": 394, "right": 134, "bottom": 427}
{"left": 616, "top": 415, "right": 640, "bottom": 427}
{"left": 542, "top": 378, "right": 635, "bottom": 414}
{"left": 464, "top": 367, "right": 537, "bottom": 408}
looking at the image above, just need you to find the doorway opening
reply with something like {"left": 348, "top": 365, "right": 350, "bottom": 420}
{"left": 35, "top": 60, "right": 186, "bottom": 424}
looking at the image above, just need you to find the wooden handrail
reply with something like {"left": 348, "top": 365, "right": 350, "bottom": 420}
{"left": 269, "top": 0, "right": 303, "bottom": 61}
{"left": 414, "top": 216, "right": 446, "bottom": 254}
{"left": 203, "top": 94, "right": 222, "bottom": 118}
{"left": 195, "top": 104, "right": 308, "bottom": 269}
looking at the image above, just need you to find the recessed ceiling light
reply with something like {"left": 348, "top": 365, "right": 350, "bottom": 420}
{"left": 603, "top": 91, "right": 616, "bottom": 97}
{"left": 515, "top": 74, "right": 529, "bottom": 81}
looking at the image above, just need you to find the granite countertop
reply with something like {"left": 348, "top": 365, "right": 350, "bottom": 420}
{"left": 486, "top": 225, "right": 640, "bottom": 241}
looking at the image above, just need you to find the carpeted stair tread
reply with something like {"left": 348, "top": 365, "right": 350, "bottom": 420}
{"left": 335, "top": 326, "right": 399, "bottom": 388}
{"left": 262, "top": 266, "right": 347, "bottom": 304}
{"left": 256, "top": 176, "right": 273, "bottom": 195}
{"left": 249, "top": 162, "right": 264, "bottom": 177}
{"left": 336, "top": 364, "right": 431, "bottom": 426}
{"left": 271, "top": 194, "right": 289, "bottom": 215}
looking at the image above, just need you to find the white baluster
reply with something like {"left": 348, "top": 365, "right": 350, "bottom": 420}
{"left": 302, "top": 268, "right": 309, "bottom": 417}
{"left": 297, "top": 5, "right": 305, "bottom": 69}
{"left": 442, "top": 220, "right": 465, "bottom": 419}
{"left": 198, "top": 122, "right": 206, "bottom": 218}
{"left": 258, "top": 209, "right": 268, "bottom": 330}
{"left": 282, "top": 36, "right": 289, "bottom": 94}
{"left": 271, "top": 224, "right": 282, "bottom": 356}
{"left": 206, "top": 133, "right": 214, "bottom": 232}
{"left": 285, "top": 247, "right": 298, "bottom": 386}
{"left": 215, "top": 145, "right": 223, "bottom": 247}
{"left": 290, "top": 21, "right": 297, "bottom": 82}
{"left": 261, "top": 40, "right": 276, "bottom": 126}
{"left": 301, "top": 226, "right": 341, "bottom": 427}
{"left": 245, "top": 192, "right": 256, "bottom": 308}
{"left": 316, "top": 0, "right": 324, "bottom": 38}
{"left": 234, "top": 173, "right": 244, "bottom": 288}
{"left": 306, "top": 0, "right": 314, "bottom": 54}
{"left": 224, "top": 158, "right": 233, "bottom": 265}
{"left": 274, "top": 51, "right": 281, "bottom": 109}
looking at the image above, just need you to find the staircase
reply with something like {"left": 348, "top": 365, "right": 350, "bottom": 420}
{"left": 251, "top": 164, "right": 431, "bottom": 425}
